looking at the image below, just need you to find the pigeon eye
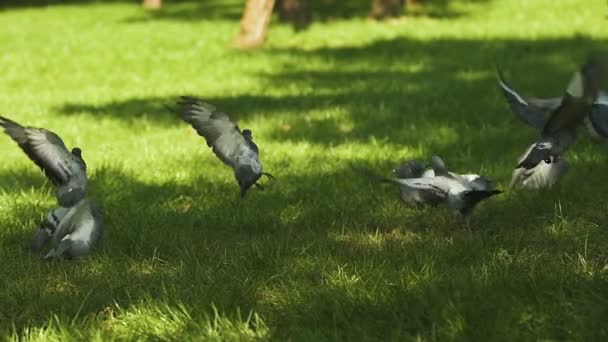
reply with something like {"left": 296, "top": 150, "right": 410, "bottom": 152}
{"left": 544, "top": 158, "right": 551, "bottom": 164}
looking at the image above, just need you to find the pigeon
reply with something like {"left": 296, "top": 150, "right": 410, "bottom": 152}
{"left": 510, "top": 143, "right": 569, "bottom": 190}
{"left": 521, "top": 93, "right": 608, "bottom": 142}
{"left": 358, "top": 156, "right": 502, "bottom": 220}
{"left": 498, "top": 56, "right": 605, "bottom": 189}
{"left": 32, "top": 198, "right": 103, "bottom": 260}
{"left": 391, "top": 158, "right": 495, "bottom": 205}
{"left": 175, "top": 97, "right": 274, "bottom": 197}
{"left": 0, "top": 116, "right": 87, "bottom": 206}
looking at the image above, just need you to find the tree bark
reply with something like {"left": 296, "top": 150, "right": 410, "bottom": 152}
{"left": 232, "top": 0, "right": 277, "bottom": 49}
{"left": 277, "top": 0, "right": 311, "bottom": 31}
{"left": 369, "top": 0, "right": 405, "bottom": 19}
{"left": 142, "top": 0, "right": 162, "bottom": 10}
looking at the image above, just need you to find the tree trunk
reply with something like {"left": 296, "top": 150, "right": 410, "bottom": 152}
{"left": 277, "top": 0, "right": 311, "bottom": 31}
{"left": 369, "top": 0, "right": 405, "bottom": 19}
{"left": 232, "top": 0, "right": 277, "bottom": 49}
{"left": 142, "top": 0, "right": 162, "bottom": 10}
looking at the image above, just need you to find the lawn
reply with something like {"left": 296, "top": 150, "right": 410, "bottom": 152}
{"left": 1, "top": 0, "right": 607, "bottom": 340}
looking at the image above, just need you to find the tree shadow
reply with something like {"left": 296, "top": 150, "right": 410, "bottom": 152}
{"left": 54, "top": 35, "right": 608, "bottom": 169}
{"left": 2, "top": 147, "right": 608, "bottom": 338}
{"left": 124, "top": 0, "right": 245, "bottom": 23}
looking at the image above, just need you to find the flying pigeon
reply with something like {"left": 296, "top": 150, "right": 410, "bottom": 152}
{"left": 175, "top": 97, "right": 273, "bottom": 197}
{"left": 0, "top": 116, "right": 88, "bottom": 206}
{"left": 358, "top": 156, "right": 502, "bottom": 220}
{"left": 521, "top": 93, "right": 608, "bottom": 142}
{"left": 498, "top": 56, "right": 605, "bottom": 189}
{"left": 32, "top": 198, "right": 103, "bottom": 260}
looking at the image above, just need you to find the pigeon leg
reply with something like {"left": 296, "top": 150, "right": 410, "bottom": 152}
{"left": 254, "top": 183, "right": 265, "bottom": 191}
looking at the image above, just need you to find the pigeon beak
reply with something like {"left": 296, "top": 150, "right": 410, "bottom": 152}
{"left": 31, "top": 227, "right": 52, "bottom": 253}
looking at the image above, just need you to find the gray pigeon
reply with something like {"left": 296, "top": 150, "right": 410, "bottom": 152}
{"left": 392, "top": 159, "right": 494, "bottom": 205}
{"left": 175, "top": 97, "right": 273, "bottom": 197}
{"left": 498, "top": 56, "right": 605, "bottom": 189}
{"left": 360, "top": 156, "right": 502, "bottom": 220}
{"left": 0, "top": 116, "right": 88, "bottom": 206}
{"left": 510, "top": 143, "right": 569, "bottom": 190}
{"left": 32, "top": 198, "right": 103, "bottom": 260}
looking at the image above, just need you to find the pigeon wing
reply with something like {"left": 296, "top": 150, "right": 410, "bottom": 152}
{"left": 585, "top": 101, "right": 608, "bottom": 140}
{"left": 497, "top": 68, "right": 546, "bottom": 131}
{"left": 397, "top": 178, "right": 448, "bottom": 205}
{"left": 177, "top": 97, "right": 246, "bottom": 168}
{"left": 392, "top": 159, "right": 427, "bottom": 179}
{"left": 0, "top": 116, "right": 76, "bottom": 186}
{"left": 542, "top": 64, "right": 602, "bottom": 137}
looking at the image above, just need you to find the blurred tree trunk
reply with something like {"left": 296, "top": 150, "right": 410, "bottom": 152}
{"left": 370, "top": 0, "right": 405, "bottom": 19}
{"left": 142, "top": 0, "right": 162, "bottom": 10}
{"left": 277, "top": 0, "right": 311, "bottom": 31}
{"left": 232, "top": 0, "right": 277, "bottom": 49}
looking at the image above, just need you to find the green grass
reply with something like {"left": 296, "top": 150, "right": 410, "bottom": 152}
{"left": 1, "top": 0, "right": 608, "bottom": 340}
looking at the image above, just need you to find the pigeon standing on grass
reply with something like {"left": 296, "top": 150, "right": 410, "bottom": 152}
{"left": 32, "top": 198, "right": 103, "bottom": 260}
{"left": 358, "top": 156, "right": 502, "bottom": 222}
{"left": 497, "top": 55, "right": 605, "bottom": 189}
{"left": 175, "top": 97, "right": 274, "bottom": 197}
{"left": 0, "top": 116, "right": 88, "bottom": 206}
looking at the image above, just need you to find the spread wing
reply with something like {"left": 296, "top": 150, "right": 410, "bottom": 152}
{"left": 396, "top": 178, "right": 448, "bottom": 205}
{"left": 0, "top": 116, "right": 81, "bottom": 186}
{"left": 497, "top": 68, "right": 546, "bottom": 131}
{"left": 542, "top": 54, "right": 604, "bottom": 137}
{"left": 527, "top": 97, "right": 562, "bottom": 112}
{"left": 392, "top": 159, "right": 427, "bottom": 179}
{"left": 177, "top": 97, "right": 246, "bottom": 168}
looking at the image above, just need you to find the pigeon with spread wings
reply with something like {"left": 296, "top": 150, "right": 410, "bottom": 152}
{"left": 176, "top": 97, "right": 274, "bottom": 197}
{"left": 498, "top": 55, "right": 605, "bottom": 189}
{"left": 514, "top": 95, "right": 608, "bottom": 143}
{"left": 0, "top": 116, "right": 88, "bottom": 206}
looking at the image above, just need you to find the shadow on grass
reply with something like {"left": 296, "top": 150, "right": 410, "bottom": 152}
{"left": 4, "top": 33, "right": 608, "bottom": 338}
{"left": 119, "top": 0, "right": 492, "bottom": 24}
{"left": 1, "top": 149, "right": 608, "bottom": 338}
{"left": 54, "top": 35, "right": 607, "bottom": 164}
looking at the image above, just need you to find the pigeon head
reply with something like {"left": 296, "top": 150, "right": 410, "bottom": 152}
{"left": 236, "top": 166, "right": 263, "bottom": 198}
{"left": 242, "top": 129, "right": 253, "bottom": 140}
{"left": 71, "top": 147, "right": 87, "bottom": 170}
{"left": 71, "top": 147, "right": 83, "bottom": 159}
{"left": 392, "top": 160, "right": 426, "bottom": 179}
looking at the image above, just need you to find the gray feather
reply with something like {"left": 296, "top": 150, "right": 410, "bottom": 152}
{"left": 0, "top": 116, "right": 88, "bottom": 206}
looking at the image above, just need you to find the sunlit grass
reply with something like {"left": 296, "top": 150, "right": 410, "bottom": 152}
{"left": 1, "top": 0, "right": 608, "bottom": 340}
